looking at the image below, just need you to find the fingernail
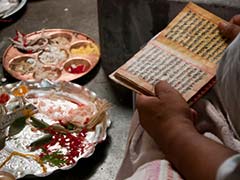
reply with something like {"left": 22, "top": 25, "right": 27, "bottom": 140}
{"left": 218, "top": 22, "right": 229, "bottom": 33}
{"left": 218, "top": 22, "right": 226, "bottom": 28}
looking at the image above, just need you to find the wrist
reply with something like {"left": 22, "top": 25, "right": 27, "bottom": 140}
{"left": 156, "top": 118, "right": 199, "bottom": 154}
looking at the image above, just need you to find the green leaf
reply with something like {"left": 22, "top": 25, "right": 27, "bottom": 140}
{"left": 50, "top": 124, "right": 66, "bottom": 132}
{"left": 29, "top": 134, "right": 52, "bottom": 151}
{"left": 30, "top": 117, "right": 49, "bottom": 129}
{"left": 30, "top": 117, "right": 65, "bottom": 132}
{"left": 8, "top": 116, "right": 27, "bottom": 136}
{"left": 41, "top": 150, "right": 66, "bottom": 167}
{"left": 66, "top": 123, "right": 75, "bottom": 130}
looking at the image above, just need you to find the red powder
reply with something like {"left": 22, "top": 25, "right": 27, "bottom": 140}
{"left": 0, "top": 93, "right": 10, "bottom": 104}
{"left": 39, "top": 127, "right": 87, "bottom": 166}
{"left": 66, "top": 64, "right": 88, "bottom": 74}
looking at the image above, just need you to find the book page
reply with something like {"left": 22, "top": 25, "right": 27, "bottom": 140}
{"left": 114, "top": 42, "right": 213, "bottom": 101}
{"left": 110, "top": 2, "right": 229, "bottom": 102}
{"left": 156, "top": 2, "right": 228, "bottom": 67}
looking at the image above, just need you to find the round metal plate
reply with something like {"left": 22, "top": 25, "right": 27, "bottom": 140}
{"left": 0, "top": 80, "right": 110, "bottom": 179}
{"left": 3, "top": 29, "right": 100, "bottom": 82}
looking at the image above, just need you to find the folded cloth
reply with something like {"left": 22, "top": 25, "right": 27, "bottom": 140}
{"left": 116, "top": 109, "right": 183, "bottom": 180}
{"left": 125, "top": 160, "right": 183, "bottom": 180}
{"left": 116, "top": 111, "right": 165, "bottom": 180}
{"left": 217, "top": 33, "right": 240, "bottom": 137}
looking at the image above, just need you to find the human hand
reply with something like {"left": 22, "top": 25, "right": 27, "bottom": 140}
{"left": 218, "top": 14, "right": 240, "bottom": 40}
{"left": 136, "top": 81, "right": 197, "bottom": 150}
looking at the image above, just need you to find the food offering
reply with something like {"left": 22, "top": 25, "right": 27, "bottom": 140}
{"left": 0, "top": 80, "right": 111, "bottom": 179}
{"left": 3, "top": 29, "right": 100, "bottom": 82}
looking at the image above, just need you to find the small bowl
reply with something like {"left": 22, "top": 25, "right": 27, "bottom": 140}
{"left": 49, "top": 32, "right": 72, "bottom": 46}
{"left": 69, "top": 41, "right": 99, "bottom": 56}
{"left": 38, "top": 47, "right": 68, "bottom": 65}
{"left": 9, "top": 56, "right": 37, "bottom": 75}
{"left": 63, "top": 58, "right": 91, "bottom": 74}
{"left": 33, "top": 67, "right": 62, "bottom": 81}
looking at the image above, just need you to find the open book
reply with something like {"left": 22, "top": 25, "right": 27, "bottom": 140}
{"left": 110, "top": 2, "right": 229, "bottom": 104}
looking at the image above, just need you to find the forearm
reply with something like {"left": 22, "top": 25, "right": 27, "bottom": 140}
{"left": 136, "top": 81, "right": 238, "bottom": 180}
{"left": 157, "top": 122, "right": 237, "bottom": 180}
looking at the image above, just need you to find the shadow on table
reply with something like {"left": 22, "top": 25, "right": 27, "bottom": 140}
{"left": 108, "top": 80, "right": 133, "bottom": 107}
{"left": 72, "top": 61, "right": 101, "bottom": 86}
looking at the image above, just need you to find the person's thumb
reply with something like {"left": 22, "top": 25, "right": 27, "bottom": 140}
{"left": 230, "top": 15, "right": 240, "bottom": 26}
{"left": 218, "top": 22, "right": 240, "bottom": 40}
{"left": 154, "top": 81, "right": 174, "bottom": 98}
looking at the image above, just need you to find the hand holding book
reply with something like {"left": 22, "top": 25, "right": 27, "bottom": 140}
{"left": 110, "top": 2, "right": 230, "bottom": 104}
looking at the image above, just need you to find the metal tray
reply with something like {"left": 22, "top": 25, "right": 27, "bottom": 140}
{"left": 3, "top": 29, "right": 100, "bottom": 82}
{"left": 0, "top": 80, "right": 110, "bottom": 179}
{"left": 0, "top": 0, "right": 27, "bottom": 19}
